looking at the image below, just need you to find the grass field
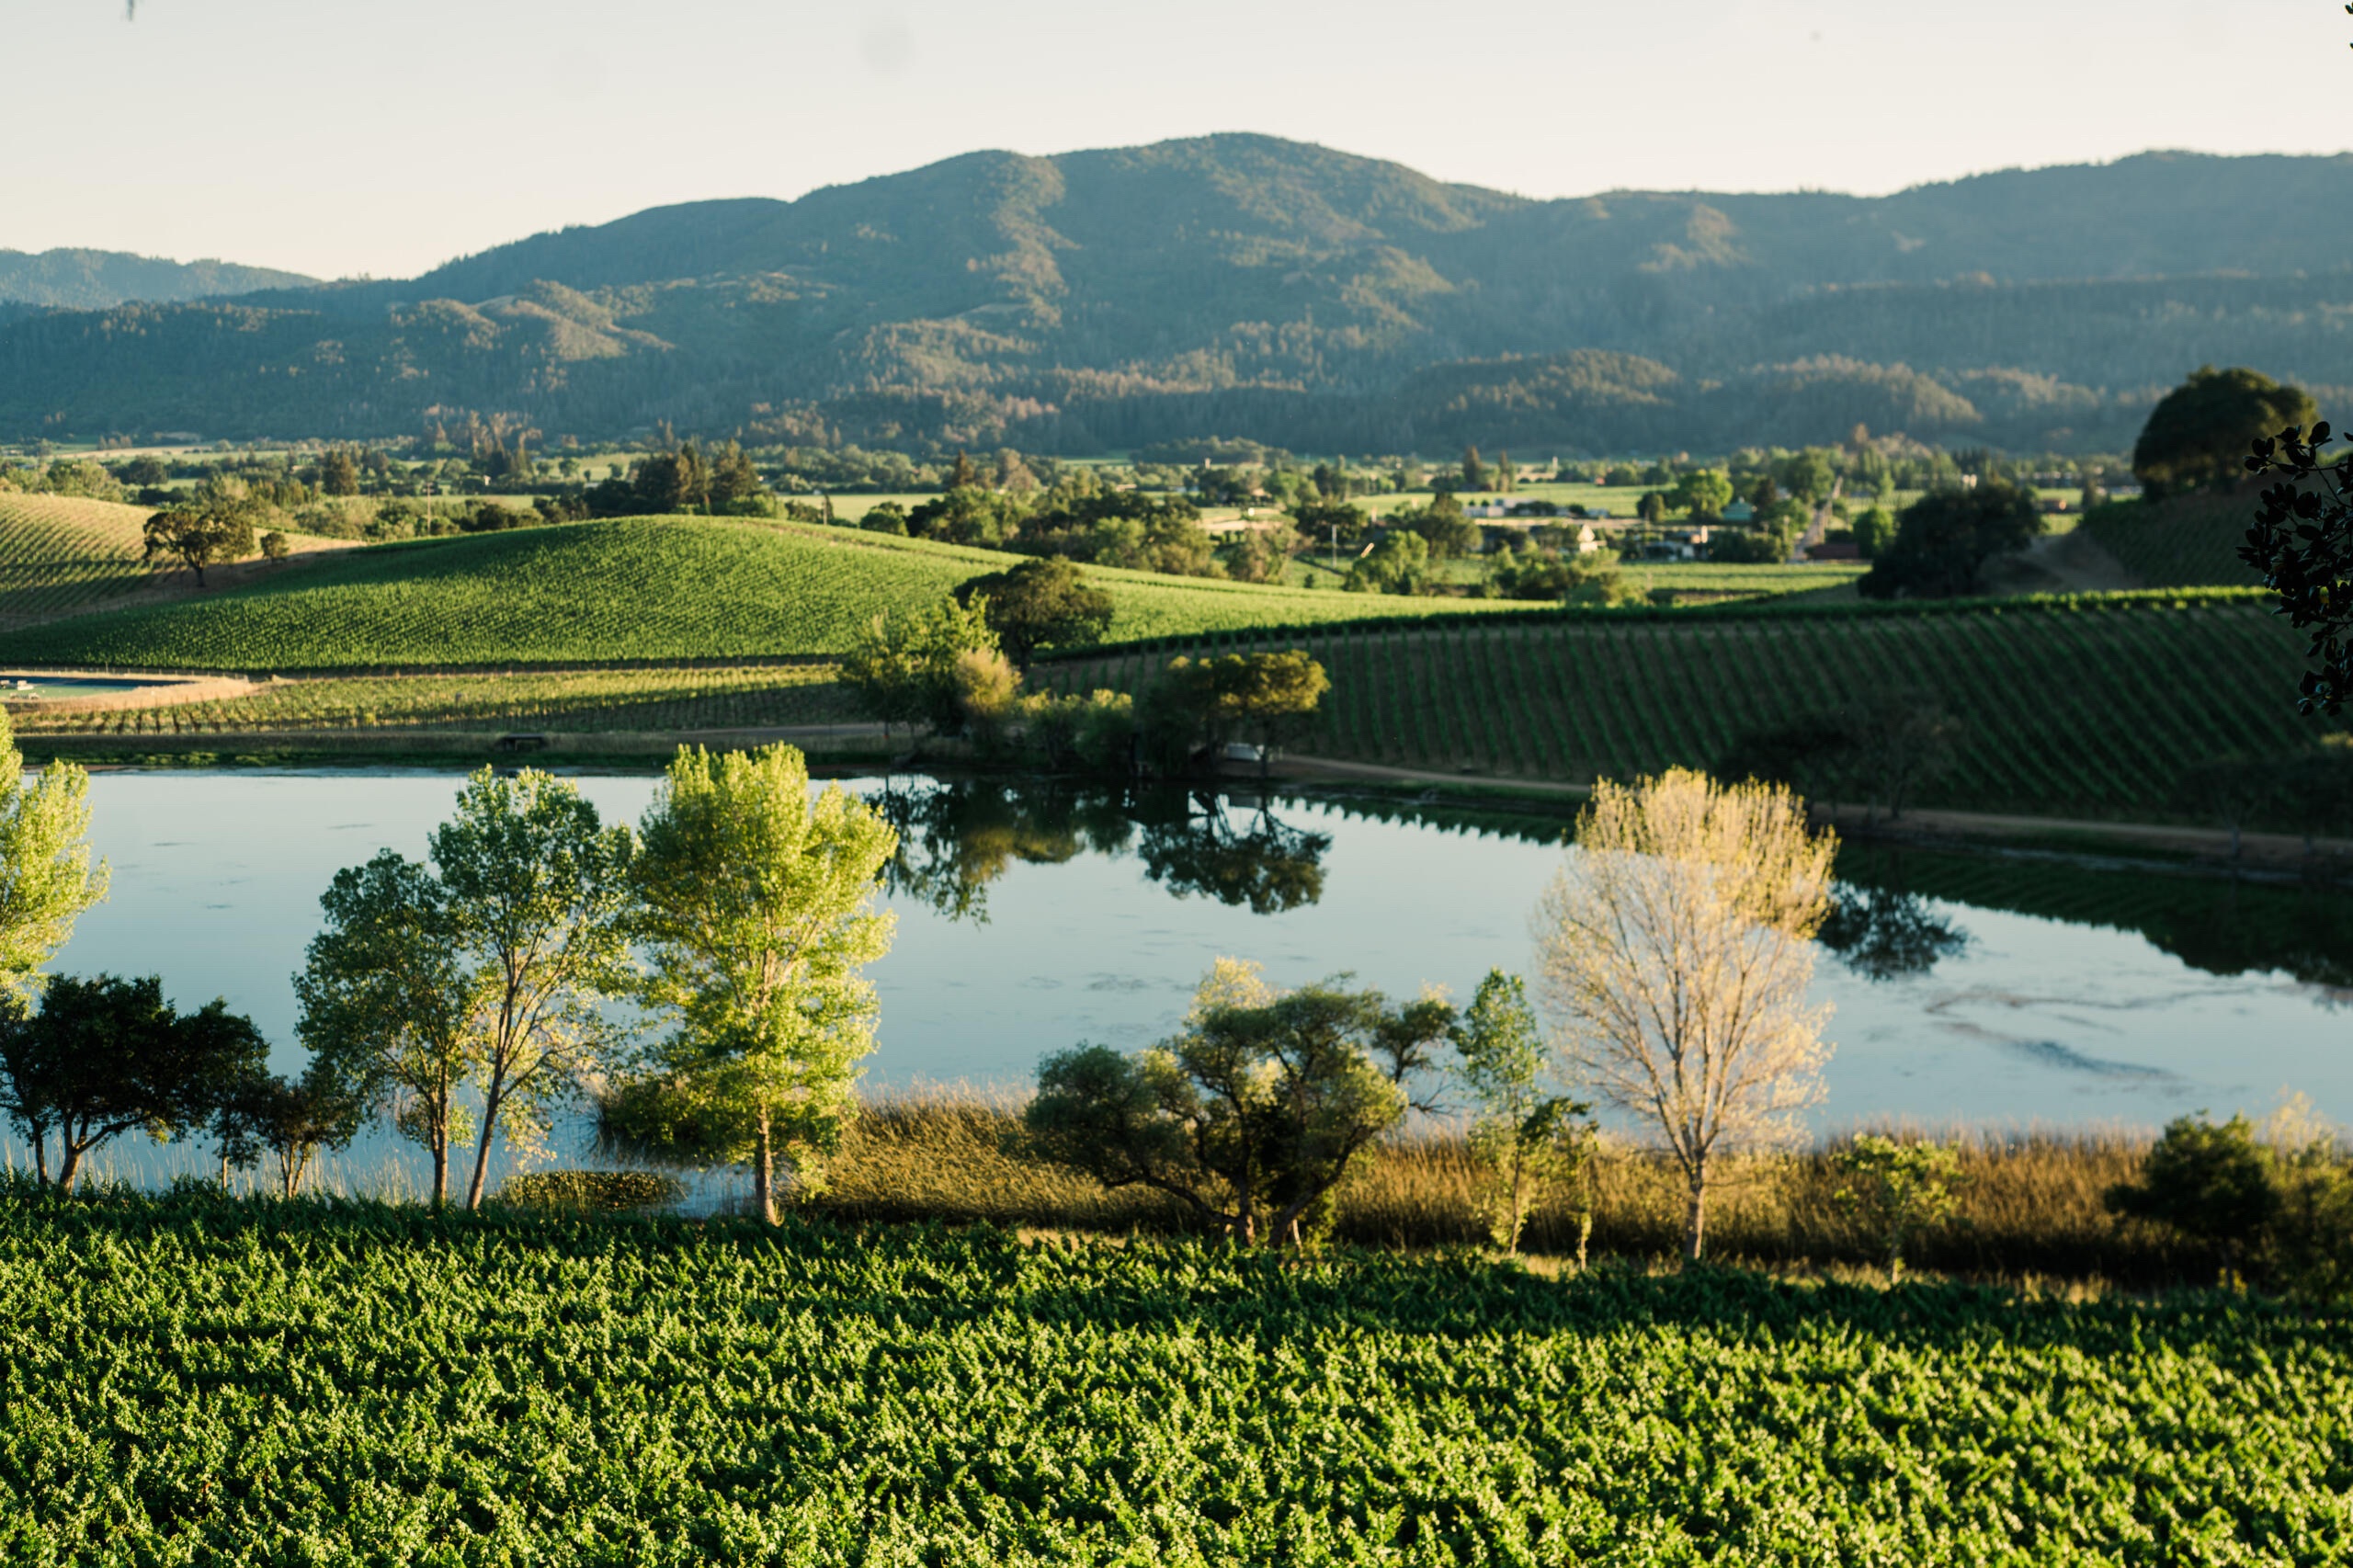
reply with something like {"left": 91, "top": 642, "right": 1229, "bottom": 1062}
{"left": 10, "top": 665, "right": 858, "bottom": 738}
{"left": 0, "top": 493, "right": 159, "bottom": 629}
{"left": 0, "top": 517, "right": 1518, "bottom": 672}
{"left": 1046, "top": 593, "right": 2344, "bottom": 820}
{"left": 2083, "top": 489, "right": 2265, "bottom": 588}
{"left": 3, "top": 1185, "right": 2344, "bottom": 1564}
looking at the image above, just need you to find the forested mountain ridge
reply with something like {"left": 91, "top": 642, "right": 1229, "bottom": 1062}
{"left": 0, "top": 248, "right": 316, "bottom": 312}
{"left": 7, "top": 135, "right": 2353, "bottom": 453}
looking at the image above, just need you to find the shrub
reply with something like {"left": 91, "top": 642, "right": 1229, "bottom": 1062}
{"left": 493, "top": 1169, "right": 685, "bottom": 1213}
{"left": 2105, "top": 1113, "right": 2279, "bottom": 1271}
{"left": 1835, "top": 1135, "right": 1966, "bottom": 1280}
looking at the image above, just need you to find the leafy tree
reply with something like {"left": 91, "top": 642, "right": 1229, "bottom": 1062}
{"left": 1834, "top": 1135, "right": 1965, "bottom": 1280}
{"left": 1851, "top": 505, "right": 1895, "bottom": 558}
{"left": 1494, "top": 450, "right": 1515, "bottom": 494}
{"left": 214, "top": 1063, "right": 366, "bottom": 1199}
{"left": 318, "top": 447, "right": 361, "bottom": 497}
{"left": 953, "top": 557, "right": 1113, "bottom": 665}
{"left": 908, "top": 485, "right": 1025, "bottom": 548}
{"left": 1292, "top": 501, "right": 1370, "bottom": 560}
{"left": 1449, "top": 971, "right": 1592, "bottom": 1255}
{"left": 2135, "top": 366, "right": 2316, "bottom": 499}
{"left": 2243, "top": 421, "right": 2353, "bottom": 713}
{"left": 1858, "top": 482, "right": 2041, "bottom": 598}
{"left": 705, "top": 440, "right": 766, "bottom": 512}
{"left": 1344, "top": 528, "right": 1430, "bottom": 594}
{"left": 1776, "top": 448, "right": 1839, "bottom": 506}
{"left": 1635, "top": 490, "right": 1667, "bottom": 525}
{"left": 1461, "top": 446, "right": 1486, "bottom": 489}
{"left": 259, "top": 529, "right": 290, "bottom": 562}
{"left": 603, "top": 744, "right": 897, "bottom": 1225}
{"left": 430, "top": 769, "right": 638, "bottom": 1209}
{"left": 838, "top": 595, "right": 1001, "bottom": 739}
{"left": 142, "top": 503, "right": 256, "bottom": 585}
{"left": 1135, "top": 796, "right": 1330, "bottom": 915}
{"left": 859, "top": 500, "right": 911, "bottom": 535}
{"left": 0, "top": 712, "right": 107, "bottom": 1006}
{"left": 949, "top": 449, "right": 981, "bottom": 489}
{"left": 1137, "top": 651, "right": 1329, "bottom": 778}
{"left": 0, "top": 974, "right": 267, "bottom": 1191}
{"left": 1666, "top": 469, "right": 1734, "bottom": 519}
{"left": 1535, "top": 769, "right": 1836, "bottom": 1260}
{"left": 2106, "top": 1113, "right": 2279, "bottom": 1272}
{"left": 295, "top": 850, "right": 476, "bottom": 1206}
{"left": 1025, "top": 960, "right": 1453, "bottom": 1246}
{"left": 1402, "top": 492, "right": 1481, "bottom": 561}
{"left": 1746, "top": 473, "right": 1781, "bottom": 511}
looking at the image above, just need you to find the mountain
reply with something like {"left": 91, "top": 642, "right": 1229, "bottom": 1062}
{"left": 0, "top": 248, "right": 316, "bottom": 312}
{"left": 5, "top": 136, "right": 2352, "bottom": 454}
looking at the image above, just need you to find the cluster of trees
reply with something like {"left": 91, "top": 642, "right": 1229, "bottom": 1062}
{"left": 0, "top": 733, "right": 904, "bottom": 1224}
{"left": 1857, "top": 482, "right": 2044, "bottom": 599}
{"left": 838, "top": 583, "right": 1331, "bottom": 780}
{"left": 1029, "top": 769, "right": 1837, "bottom": 1259}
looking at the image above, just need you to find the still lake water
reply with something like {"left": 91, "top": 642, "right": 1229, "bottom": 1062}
{"left": 55, "top": 770, "right": 2353, "bottom": 1151}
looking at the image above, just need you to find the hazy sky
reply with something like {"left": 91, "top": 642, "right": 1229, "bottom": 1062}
{"left": 7, "top": 0, "right": 2348, "bottom": 280}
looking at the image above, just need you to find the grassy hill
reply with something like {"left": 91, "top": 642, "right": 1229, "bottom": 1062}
{"left": 0, "top": 516, "right": 1513, "bottom": 672}
{"left": 1049, "top": 592, "right": 2345, "bottom": 821}
{"left": 0, "top": 493, "right": 163, "bottom": 631}
{"left": 2081, "top": 490, "right": 2267, "bottom": 588}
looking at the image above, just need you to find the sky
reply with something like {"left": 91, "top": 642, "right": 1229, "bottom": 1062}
{"left": 6, "top": 0, "right": 2350, "bottom": 280}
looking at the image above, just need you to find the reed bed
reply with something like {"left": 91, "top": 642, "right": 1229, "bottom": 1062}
{"left": 817, "top": 1089, "right": 2183, "bottom": 1282}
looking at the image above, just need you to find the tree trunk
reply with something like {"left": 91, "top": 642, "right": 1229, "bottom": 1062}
{"left": 429, "top": 1136, "right": 449, "bottom": 1209}
{"left": 464, "top": 1088, "right": 504, "bottom": 1210}
{"left": 753, "top": 1110, "right": 777, "bottom": 1227}
{"left": 1683, "top": 1173, "right": 1707, "bottom": 1262}
{"left": 31, "top": 1131, "right": 49, "bottom": 1187}
{"left": 56, "top": 1142, "right": 82, "bottom": 1195}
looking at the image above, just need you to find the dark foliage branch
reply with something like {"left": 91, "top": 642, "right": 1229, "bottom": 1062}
{"left": 2242, "top": 421, "right": 2353, "bottom": 714}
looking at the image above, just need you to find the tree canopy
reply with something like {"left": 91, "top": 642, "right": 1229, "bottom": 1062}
{"left": 2134, "top": 366, "right": 2317, "bottom": 499}
{"left": 1858, "top": 482, "right": 2041, "bottom": 598}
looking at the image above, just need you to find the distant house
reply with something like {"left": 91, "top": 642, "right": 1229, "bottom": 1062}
{"left": 1640, "top": 526, "right": 1713, "bottom": 562}
{"left": 1720, "top": 499, "right": 1756, "bottom": 524}
{"left": 1808, "top": 540, "right": 1862, "bottom": 562}
{"left": 1574, "top": 524, "right": 1602, "bottom": 555}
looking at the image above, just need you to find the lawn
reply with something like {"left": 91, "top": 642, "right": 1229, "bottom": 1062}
{"left": 0, "top": 1187, "right": 2342, "bottom": 1564}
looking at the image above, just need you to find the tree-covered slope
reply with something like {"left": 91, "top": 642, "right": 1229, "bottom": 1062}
{"left": 10, "top": 137, "right": 2353, "bottom": 450}
{"left": 0, "top": 247, "right": 315, "bottom": 310}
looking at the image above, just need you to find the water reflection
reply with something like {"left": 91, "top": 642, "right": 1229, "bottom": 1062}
{"left": 1819, "top": 886, "right": 1969, "bottom": 983}
{"left": 873, "top": 778, "right": 1331, "bottom": 921}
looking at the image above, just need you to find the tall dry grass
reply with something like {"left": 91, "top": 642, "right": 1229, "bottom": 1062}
{"left": 816, "top": 1089, "right": 2184, "bottom": 1282}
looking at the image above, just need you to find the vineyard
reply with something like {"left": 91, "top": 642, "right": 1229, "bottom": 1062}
{"left": 1, "top": 1187, "right": 2344, "bottom": 1564}
{"left": 0, "top": 493, "right": 159, "bottom": 629}
{"left": 0, "top": 517, "right": 1515, "bottom": 672}
{"left": 1046, "top": 593, "right": 2345, "bottom": 819}
{"left": 2082, "top": 490, "right": 2265, "bottom": 588}
{"left": 8, "top": 665, "right": 858, "bottom": 738}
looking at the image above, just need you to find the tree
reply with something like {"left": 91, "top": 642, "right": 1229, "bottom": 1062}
{"left": 0, "top": 711, "right": 108, "bottom": 1006}
{"left": 215, "top": 1063, "right": 366, "bottom": 1199}
{"left": 1449, "top": 971, "right": 1592, "bottom": 1255}
{"left": 0, "top": 974, "right": 267, "bottom": 1191}
{"left": 1776, "top": 449, "right": 1839, "bottom": 506}
{"left": 837, "top": 595, "right": 1001, "bottom": 740}
{"left": 705, "top": 440, "right": 766, "bottom": 511}
{"left": 1461, "top": 446, "right": 1487, "bottom": 490}
{"left": 2106, "top": 1113, "right": 2279, "bottom": 1273}
{"left": 430, "top": 769, "right": 638, "bottom": 1209}
{"left": 318, "top": 447, "right": 361, "bottom": 497}
{"left": 1636, "top": 490, "right": 1667, "bottom": 525}
{"left": 1495, "top": 450, "right": 1515, "bottom": 495}
{"left": 953, "top": 557, "right": 1113, "bottom": 666}
{"left": 1851, "top": 505, "right": 1895, "bottom": 559}
{"left": 1534, "top": 768, "right": 1836, "bottom": 1260}
{"left": 295, "top": 850, "right": 477, "bottom": 1206}
{"left": 142, "top": 503, "right": 256, "bottom": 585}
{"left": 1403, "top": 492, "right": 1481, "bottom": 561}
{"left": 259, "top": 529, "right": 290, "bottom": 562}
{"left": 1858, "top": 482, "right": 2041, "bottom": 599}
{"left": 1025, "top": 960, "right": 1452, "bottom": 1246}
{"left": 2135, "top": 366, "right": 2317, "bottom": 499}
{"left": 2244, "top": 421, "right": 2353, "bottom": 713}
{"left": 1834, "top": 1135, "right": 1965, "bottom": 1281}
{"left": 601, "top": 744, "right": 897, "bottom": 1224}
{"left": 1666, "top": 469, "right": 1734, "bottom": 519}
{"left": 1137, "top": 651, "right": 1330, "bottom": 778}
{"left": 1344, "top": 528, "right": 1430, "bottom": 595}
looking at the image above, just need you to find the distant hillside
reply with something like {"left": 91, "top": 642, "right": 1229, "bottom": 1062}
{"left": 0, "top": 248, "right": 315, "bottom": 311}
{"left": 2082, "top": 489, "right": 2271, "bottom": 588}
{"left": 6, "top": 137, "right": 2353, "bottom": 452}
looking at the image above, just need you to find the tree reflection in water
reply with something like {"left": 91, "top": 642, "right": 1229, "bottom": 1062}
{"left": 870, "top": 778, "right": 1330, "bottom": 921}
{"left": 1817, "top": 884, "right": 1968, "bottom": 982}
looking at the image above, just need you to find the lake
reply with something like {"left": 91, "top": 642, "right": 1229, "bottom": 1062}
{"left": 43, "top": 769, "right": 2353, "bottom": 1166}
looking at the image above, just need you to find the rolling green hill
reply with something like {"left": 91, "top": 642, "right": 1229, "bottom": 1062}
{"left": 1050, "top": 593, "right": 2344, "bottom": 821}
{"left": 0, "top": 517, "right": 1512, "bottom": 671}
{"left": 0, "top": 493, "right": 163, "bottom": 630}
